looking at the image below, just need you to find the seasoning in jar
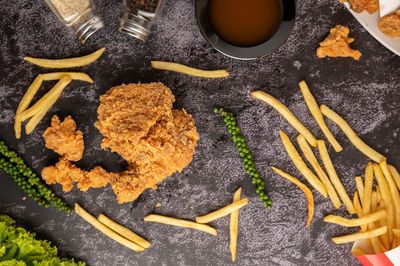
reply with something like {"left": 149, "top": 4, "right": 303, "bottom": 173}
{"left": 119, "top": 0, "right": 165, "bottom": 42}
{"left": 45, "top": 0, "right": 104, "bottom": 43}
{"left": 208, "top": 0, "right": 283, "bottom": 47}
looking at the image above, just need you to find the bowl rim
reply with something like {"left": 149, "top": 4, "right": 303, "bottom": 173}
{"left": 195, "top": 0, "right": 297, "bottom": 60}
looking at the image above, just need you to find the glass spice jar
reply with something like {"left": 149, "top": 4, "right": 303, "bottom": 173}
{"left": 45, "top": 0, "right": 104, "bottom": 43}
{"left": 119, "top": 0, "right": 166, "bottom": 42}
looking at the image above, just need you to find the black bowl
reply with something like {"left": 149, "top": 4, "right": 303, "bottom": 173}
{"left": 195, "top": 0, "right": 296, "bottom": 60}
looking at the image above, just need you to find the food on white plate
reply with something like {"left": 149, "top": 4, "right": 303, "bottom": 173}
{"left": 320, "top": 104, "right": 386, "bottom": 163}
{"left": 144, "top": 214, "right": 217, "bottom": 236}
{"left": 15, "top": 75, "right": 72, "bottom": 138}
{"left": 0, "top": 215, "right": 84, "bottom": 265}
{"left": 378, "top": 9, "right": 400, "bottom": 38}
{"left": 297, "top": 135, "right": 340, "bottom": 208}
{"left": 316, "top": 25, "right": 361, "bottom": 60}
{"left": 251, "top": 91, "right": 317, "bottom": 147}
{"left": 195, "top": 198, "right": 248, "bottom": 224}
{"left": 151, "top": 61, "right": 229, "bottom": 78}
{"left": 74, "top": 204, "right": 145, "bottom": 252}
{"left": 298, "top": 80, "right": 342, "bottom": 152}
{"left": 43, "top": 115, "right": 84, "bottom": 162}
{"left": 24, "top": 47, "right": 106, "bottom": 68}
{"left": 279, "top": 130, "right": 327, "bottom": 197}
{"left": 271, "top": 167, "right": 314, "bottom": 227}
{"left": 98, "top": 214, "right": 151, "bottom": 249}
{"left": 42, "top": 82, "right": 199, "bottom": 203}
{"left": 230, "top": 187, "right": 241, "bottom": 262}
{"left": 340, "top": 0, "right": 379, "bottom": 14}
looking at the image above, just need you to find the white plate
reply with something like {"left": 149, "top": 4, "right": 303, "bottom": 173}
{"left": 344, "top": 2, "right": 400, "bottom": 56}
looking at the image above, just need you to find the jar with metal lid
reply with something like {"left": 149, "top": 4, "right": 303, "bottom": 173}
{"left": 119, "top": 0, "right": 166, "bottom": 42}
{"left": 45, "top": 0, "right": 104, "bottom": 43}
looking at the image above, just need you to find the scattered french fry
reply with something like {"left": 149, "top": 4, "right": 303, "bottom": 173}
{"left": 271, "top": 167, "right": 314, "bottom": 227}
{"left": 74, "top": 203, "right": 145, "bottom": 252}
{"left": 332, "top": 226, "right": 387, "bottom": 244}
{"left": 298, "top": 81, "right": 342, "bottom": 152}
{"left": 41, "top": 72, "right": 94, "bottom": 83}
{"left": 98, "top": 214, "right": 151, "bottom": 249}
{"left": 196, "top": 198, "right": 248, "bottom": 224}
{"left": 19, "top": 76, "right": 72, "bottom": 122}
{"left": 320, "top": 104, "right": 386, "bottom": 163}
{"left": 230, "top": 188, "right": 241, "bottom": 262}
{"left": 151, "top": 61, "right": 229, "bottom": 78}
{"left": 251, "top": 91, "right": 317, "bottom": 147}
{"left": 144, "top": 214, "right": 217, "bottom": 236}
{"left": 297, "top": 135, "right": 340, "bottom": 208}
{"left": 279, "top": 131, "right": 327, "bottom": 197}
{"left": 317, "top": 140, "right": 355, "bottom": 214}
{"left": 24, "top": 48, "right": 106, "bottom": 68}
{"left": 324, "top": 210, "right": 386, "bottom": 227}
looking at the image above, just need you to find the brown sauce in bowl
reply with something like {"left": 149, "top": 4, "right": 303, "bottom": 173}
{"left": 208, "top": 0, "right": 282, "bottom": 47}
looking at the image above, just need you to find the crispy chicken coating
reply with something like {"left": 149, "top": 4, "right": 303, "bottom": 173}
{"left": 340, "top": 0, "right": 379, "bottom": 14}
{"left": 43, "top": 115, "right": 84, "bottom": 162}
{"left": 317, "top": 25, "right": 362, "bottom": 60}
{"left": 378, "top": 10, "right": 400, "bottom": 38}
{"left": 42, "top": 83, "right": 199, "bottom": 204}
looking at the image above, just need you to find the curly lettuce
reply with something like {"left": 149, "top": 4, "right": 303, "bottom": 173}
{"left": 0, "top": 215, "right": 84, "bottom": 266}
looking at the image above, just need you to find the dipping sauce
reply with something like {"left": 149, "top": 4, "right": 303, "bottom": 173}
{"left": 208, "top": 0, "right": 282, "bottom": 47}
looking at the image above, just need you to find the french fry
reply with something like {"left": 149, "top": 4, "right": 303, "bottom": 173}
{"left": 297, "top": 135, "right": 340, "bottom": 208}
{"left": 279, "top": 131, "right": 327, "bottom": 197}
{"left": 25, "top": 88, "right": 63, "bottom": 135}
{"left": 19, "top": 76, "right": 72, "bottom": 121}
{"left": 41, "top": 72, "right": 94, "bottom": 83}
{"left": 332, "top": 226, "right": 387, "bottom": 244}
{"left": 251, "top": 91, "right": 317, "bottom": 147}
{"left": 298, "top": 81, "right": 342, "bottom": 152}
{"left": 24, "top": 48, "right": 106, "bottom": 68}
{"left": 369, "top": 192, "right": 388, "bottom": 254}
{"left": 351, "top": 247, "right": 368, "bottom": 256}
{"left": 353, "top": 191, "right": 363, "bottom": 218}
{"left": 98, "top": 214, "right": 151, "bottom": 249}
{"left": 230, "top": 188, "right": 241, "bottom": 262}
{"left": 195, "top": 198, "right": 248, "bottom": 224}
{"left": 324, "top": 210, "right": 385, "bottom": 227}
{"left": 373, "top": 164, "right": 394, "bottom": 244}
{"left": 271, "top": 167, "right": 314, "bottom": 227}
{"left": 388, "top": 164, "right": 400, "bottom": 190}
{"left": 151, "top": 61, "right": 229, "bottom": 78}
{"left": 393, "top": 229, "right": 400, "bottom": 237}
{"left": 355, "top": 176, "right": 365, "bottom": 207}
{"left": 362, "top": 163, "right": 373, "bottom": 215}
{"left": 317, "top": 140, "right": 355, "bottom": 214}
{"left": 379, "top": 161, "right": 400, "bottom": 230}
{"left": 320, "top": 105, "right": 386, "bottom": 163}
{"left": 144, "top": 214, "right": 217, "bottom": 236}
{"left": 74, "top": 203, "right": 145, "bottom": 252}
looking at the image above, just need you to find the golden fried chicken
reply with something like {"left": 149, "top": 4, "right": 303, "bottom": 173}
{"left": 43, "top": 115, "right": 84, "bottom": 162}
{"left": 340, "top": 0, "right": 379, "bottom": 14}
{"left": 379, "top": 10, "right": 400, "bottom": 38}
{"left": 317, "top": 25, "right": 362, "bottom": 60}
{"left": 41, "top": 157, "right": 109, "bottom": 192}
{"left": 42, "top": 82, "right": 199, "bottom": 204}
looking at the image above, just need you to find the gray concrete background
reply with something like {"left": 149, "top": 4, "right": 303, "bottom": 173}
{"left": 1, "top": 0, "right": 399, "bottom": 265}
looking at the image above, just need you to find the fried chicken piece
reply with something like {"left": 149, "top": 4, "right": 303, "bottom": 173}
{"left": 94, "top": 83, "right": 175, "bottom": 150}
{"left": 317, "top": 25, "right": 362, "bottom": 60}
{"left": 41, "top": 157, "right": 109, "bottom": 192}
{"left": 108, "top": 167, "right": 143, "bottom": 204}
{"left": 379, "top": 10, "right": 400, "bottom": 38}
{"left": 43, "top": 115, "right": 84, "bottom": 162}
{"left": 41, "top": 157, "right": 84, "bottom": 192}
{"left": 340, "top": 0, "right": 379, "bottom": 14}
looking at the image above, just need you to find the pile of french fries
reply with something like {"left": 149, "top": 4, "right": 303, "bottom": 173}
{"left": 252, "top": 81, "right": 400, "bottom": 254}
{"left": 14, "top": 48, "right": 105, "bottom": 138}
{"left": 144, "top": 188, "right": 247, "bottom": 262}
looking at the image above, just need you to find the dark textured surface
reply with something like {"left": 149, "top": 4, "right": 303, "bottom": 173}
{"left": 1, "top": 0, "right": 399, "bottom": 265}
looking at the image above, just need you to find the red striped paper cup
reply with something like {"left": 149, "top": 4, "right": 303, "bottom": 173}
{"left": 352, "top": 239, "right": 400, "bottom": 265}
